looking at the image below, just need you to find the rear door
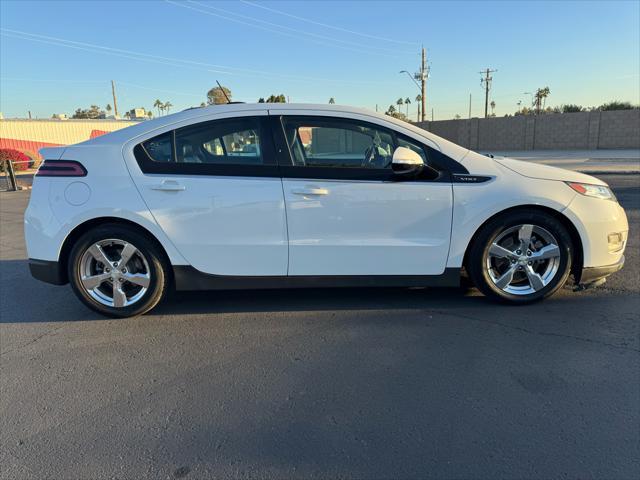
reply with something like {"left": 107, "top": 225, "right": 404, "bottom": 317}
{"left": 271, "top": 112, "right": 453, "bottom": 276}
{"left": 124, "top": 111, "right": 287, "bottom": 276}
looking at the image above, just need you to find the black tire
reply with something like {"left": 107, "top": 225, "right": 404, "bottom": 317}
{"left": 68, "top": 224, "right": 169, "bottom": 317}
{"left": 467, "top": 210, "right": 573, "bottom": 304}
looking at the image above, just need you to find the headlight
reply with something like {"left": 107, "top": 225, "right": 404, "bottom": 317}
{"left": 567, "top": 182, "right": 616, "bottom": 201}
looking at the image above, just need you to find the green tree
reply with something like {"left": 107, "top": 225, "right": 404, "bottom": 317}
{"left": 404, "top": 97, "right": 411, "bottom": 116}
{"left": 265, "top": 94, "right": 286, "bottom": 103}
{"left": 71, "top": 105, "right": 105, "bottom": 119}
{"left": 560, "top": 104, "right": 583, "bottom": 113}
{"left": 154, "top": 99, "right": 163, "bottom": 116}
{"left": 598, "top": 100, "right": 637, "bottom": 111}
{"left": 329, "top": 97, "right": 335, "bottom": 104}
{"left": 258, "top": 98, "right": 265, "bottom": 103}
{"left": 105, "top": 104, "right": 112, "bottom": 115}
{"left": 147, "top": 110, "right": 153, "bottom": 119}
{"left": 207, "top": 86, "right": 232, "bottom": 105}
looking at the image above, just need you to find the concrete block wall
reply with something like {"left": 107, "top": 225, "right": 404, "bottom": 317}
{"left": 415, "top": 109, "right": 640, "bottom": 150}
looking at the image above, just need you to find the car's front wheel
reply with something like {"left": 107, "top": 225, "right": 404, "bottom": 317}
{"left": 68, "top": 224, "right": 169, "bottom": 317}
{"left": 467, "top": 211, "right": 573, "bottom": 304}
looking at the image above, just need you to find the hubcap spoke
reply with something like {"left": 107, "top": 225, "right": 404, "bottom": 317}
{"left": 530, "top": 244, "right": 560, "bottom": 261}
{"left": 525, "top": 265, "right": 545, "bottom": 291}
{"left": 112, "top": 283, "right": 127, "bottom": 308}
{"left": 118, "top": 243, "right": 138, "bottom": 268}
{"left": 489, "top": 243, "right": 516, "bottom": 259}
{"left": 495, "top": 266, "right": 517, "bottom": 289}
{"left": 80, "top": 272, "right": 111, "bottom": 290}
{"left": 87, "top": 244, "right": 112, "bottom": 267}
{"left": 518, "top": 224, "right": 534, "bottom": 247}
{"left": 123, "top": 272, "right": 150, "bottom": 288}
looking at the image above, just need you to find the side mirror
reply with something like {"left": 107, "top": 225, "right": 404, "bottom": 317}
{"left": 391, "top": 146, "right": 424, "bottom": 176}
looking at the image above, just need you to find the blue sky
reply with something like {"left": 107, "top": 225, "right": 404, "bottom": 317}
{"left": 1, "top": 0, "right": 639, "bottom": 120}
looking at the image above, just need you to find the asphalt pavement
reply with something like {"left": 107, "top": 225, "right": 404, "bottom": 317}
{"left": 0, "top": 175, "right": 638, "bottom": 479}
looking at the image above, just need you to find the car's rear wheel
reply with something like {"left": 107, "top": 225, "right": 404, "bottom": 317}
{"left": 467, "top": 211, "right": 573, "bottom": 304}
{"left": 68, "top": 224, "right": 169, "bottom": 317}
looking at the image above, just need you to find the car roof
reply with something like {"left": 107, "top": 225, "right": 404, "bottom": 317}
{"left": 81, "top": 103, "right": 396, "bottom": 145}
{"left": 78, "top": 103, "right": 470, "bottom": 161}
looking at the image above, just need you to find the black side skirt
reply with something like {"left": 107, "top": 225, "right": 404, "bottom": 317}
{"left": 173, "top": 266, "right": 461, "bottom": 291}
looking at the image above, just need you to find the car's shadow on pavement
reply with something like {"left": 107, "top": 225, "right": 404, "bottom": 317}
{"left": 153, "top": 286, "right": 491, "bottom": 317}
{"left": 0, "top": 258, "right": 631, "bottom": 325}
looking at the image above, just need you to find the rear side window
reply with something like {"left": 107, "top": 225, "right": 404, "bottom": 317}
{"left": 134, "top": 116, "right": 277, "bottom": 176}
{"left": 141, "top": 132, "right": 172, "bottom": 162}
{"left": 175, "top": 118, "right": 263, "bottom": 165}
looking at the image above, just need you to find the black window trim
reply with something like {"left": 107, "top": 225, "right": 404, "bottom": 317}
{"left": 272, "top": 114, "right": 468, "bottom": 182}
{"left": 133, "top": 116, "right": 281, "bottom": 177}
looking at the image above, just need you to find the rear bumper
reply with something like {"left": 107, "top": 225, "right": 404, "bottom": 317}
{"left": 578, "top": 255, "right": 625, "bottom": 286}
{"left": 29, "top": 259, "right": 66, "bottom": 285}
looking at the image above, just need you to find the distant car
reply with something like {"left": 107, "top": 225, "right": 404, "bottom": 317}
{"left": 25, "top": 104, "right": 628, "bottom": 317}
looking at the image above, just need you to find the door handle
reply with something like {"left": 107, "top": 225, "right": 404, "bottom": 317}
{"left": 291, "top": 187, "right": 329, "bottom": 196}
{"left": 150, "top": 180, "right": 185, "bottom": 192}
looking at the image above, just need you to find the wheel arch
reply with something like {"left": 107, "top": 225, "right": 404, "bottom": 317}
{"left": 461, "top": 204, "right": 584, "bottom": 281}
{"left": 58, "top": 217, "right": 173, "bottom": 285}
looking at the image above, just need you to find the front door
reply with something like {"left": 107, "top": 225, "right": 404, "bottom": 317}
{"left": 124, "top": 112, "right": 287, "bottom": 276}
{"left": 275, "top": 114, "right": 453, "bottom": 276}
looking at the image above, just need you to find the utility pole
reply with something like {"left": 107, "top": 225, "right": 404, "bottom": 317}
{"left": 111, "top": 80, "right": 119, "bottom": 118}
{"left": 468, "top": 93, "right": 472, "bottom": 119}
{"left": 420, "top": 47, "right": 427, "bottom": 122}
{"left": 479, "top": 68, "right": 497, "bottom": 118}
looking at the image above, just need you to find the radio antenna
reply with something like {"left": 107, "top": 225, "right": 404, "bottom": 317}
{"left": 216, "top": 80, "right": 231, "bottom": 103}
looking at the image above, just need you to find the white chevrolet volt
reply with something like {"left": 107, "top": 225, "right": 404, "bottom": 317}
{"left": 25, "top": 104, "right": 628, "bottom": 317}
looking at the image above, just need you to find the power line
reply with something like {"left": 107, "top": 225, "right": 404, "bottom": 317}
{"left": 188, "top": 0, "right": 412, "bottom": 55}
{"left": 1, "top": 29, "right": 389, "bottom": 87}
{"left": 240, "top": 0, "right": 417, "bottom": 46}
{"left": 166, "top": 1, "right": 407, "bottom": 58}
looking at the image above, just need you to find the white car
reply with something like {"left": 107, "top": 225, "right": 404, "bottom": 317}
{"left": 25, "top": 104, "right": 628, "bottom": 317}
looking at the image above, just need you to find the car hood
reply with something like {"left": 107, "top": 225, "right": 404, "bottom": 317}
{"left": 495, "top": 157, "right": 607, "bottom": 186}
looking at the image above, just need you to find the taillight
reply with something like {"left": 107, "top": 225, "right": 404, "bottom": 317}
{"left": 36, "top": 160, "right": 87, "bottom": 177}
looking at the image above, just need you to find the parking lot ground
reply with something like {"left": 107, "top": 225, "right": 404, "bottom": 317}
{"left": 1, "top": 175, "right": 639, "bottom": 479}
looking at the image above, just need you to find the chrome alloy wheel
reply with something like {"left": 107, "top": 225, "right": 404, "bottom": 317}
{"left": 78, "top": 239, "right": 151, "bottom": 308}
{"left": 484, "top": 224, "right": 561, "bottom": 296}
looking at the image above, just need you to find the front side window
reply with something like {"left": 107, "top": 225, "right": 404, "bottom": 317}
{"left": 282, "top": 117, "right": 395, "bottom": 169}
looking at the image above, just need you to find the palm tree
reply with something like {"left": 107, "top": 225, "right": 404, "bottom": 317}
{"left": 164, "top": 101, "right": 173, "bottom": 114}
{"left": 404, "top": 97, "right": 411, "bottom": 117}
{"left": 154, "top": 99, "right": 163, "bottom": 116}
{"left": 534, "top": 87, "right": 550, "bottom": 114}
{"left": 328, "top": 97, "right": 335, "bottom": 104}
{"left": 490, "top": 100, "right": 496, "bottom": 116}
{"left": 147, "top": 111, "right": 153, "bottom": 119}
{"left": 396, "top": 98, "right": 404, "bottom": 111}
{"left": 415, "top": 94, "right": 422, "bottom": 121}
{"left": 105, "top": 104, "right": 112, "bottom": 115}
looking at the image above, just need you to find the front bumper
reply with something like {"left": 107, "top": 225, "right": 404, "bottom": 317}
{"left": 578, "top": 255, "right": 625, "bottom": 286}
{"left": 29, "top": 259, "right": 66, "bottom": 285}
